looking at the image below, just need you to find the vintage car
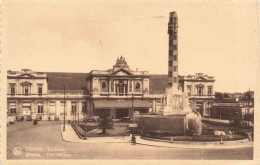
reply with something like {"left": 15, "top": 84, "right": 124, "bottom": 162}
{"left": 36, "top": 115, "right": 43, "bottom": 121}
{"left": 16, "top": 116, "right": 24, "bottom": 121}
{"left": 26, "top": 115, "right": 33, "bottom": 121}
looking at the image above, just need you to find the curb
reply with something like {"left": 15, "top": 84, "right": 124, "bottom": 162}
{"left": 141, "top": 136, "right": 250, "bottom": 145}
{"left": 137, "top": 136, "right": 253, "bottom": 149}
{"left": 60, "top": 125, "right": 131, "bottom": 144}
{"left": 59, "top": 125, "right": 253, "bottom": 149}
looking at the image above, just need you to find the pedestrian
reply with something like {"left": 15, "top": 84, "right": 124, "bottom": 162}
{"left": 132, "top": 135, "right": 136, "bottom": 145}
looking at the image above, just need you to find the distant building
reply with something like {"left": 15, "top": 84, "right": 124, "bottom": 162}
{"left": 179, "top": 73, "right": 215, "bottom": 116}
{"left": 211, "top": 91, "right": 254, "bottom": 121}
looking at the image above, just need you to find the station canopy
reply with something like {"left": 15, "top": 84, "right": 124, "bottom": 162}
{"left": 93, "top": 100, "right": 150, "bottom": 109}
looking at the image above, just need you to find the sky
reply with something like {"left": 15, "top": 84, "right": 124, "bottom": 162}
{"left": 2, "top": 1, "right": 259, "bottom": 92}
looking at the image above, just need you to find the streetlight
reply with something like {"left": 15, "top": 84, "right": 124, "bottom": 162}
{"left": 85, "top": 104, "right": 87, "bottom": 140}
{"left": 63, "top": 86, "right": 66, "bottom": 131}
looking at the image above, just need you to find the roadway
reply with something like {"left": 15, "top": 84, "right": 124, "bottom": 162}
{"left": 7, "top": 121, "right": 253, "bottom": 159}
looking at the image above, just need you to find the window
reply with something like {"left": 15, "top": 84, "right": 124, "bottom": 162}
{"left": 135, "top": 82, "right": 141, "bottom": 90}
{"left": 38, "top": 103, "right": 43, "bottom": 113}
{"left": 173, "top": 55, "right": 177, "bottom": 61}
{"left": 198, "top": 87, "right": 203, "bottom": 96}
{"left": 111, "top": 80, "right": 114, "bottom": 92}
{"left": 168, "top": 71, "right": 172, "bottom": 77}
{"left": 168, "top": 83, "right": 172, "bottom": 87}
{"left": 9, "top": 103, "right": 16, "bottom": 114}
{"left": 187, "top": 86, "right": 192, "bottom": 96}
{"left": 38, "top": 84, "right": 43, "bottom": 95}
{"left": 71, "top": 102, "right": 77, "bottom": 115}
{"left": 169, "top": 61, "right": 173, "bottom": 66}
{"left": 101, "top": 81, "right": 107, "bottom": 90}
{"left": 173, "top": 77, "right": 177, "bottom": 83}
{"left": 129, "top": 80, "right": 132, "bottom": 92}
{"left": 169, "top": 40, "right": 173, "bottom": 46}
{"left": 173, "top": 45, "right": 177, "bottom": 50}
{"left": 208, "top": 87, "right": 212, "bottom": 95}
{"left": 169, "top": 50, "right": 173, "bottom": 56}
{"left": 174, "top": 66, "right": 178, "bottom": 72}
{"left": 25, "top": 85, "right": 29, "bottom": 95}
{"left": 10, "top": 84, "right": 15, "bottom": 95}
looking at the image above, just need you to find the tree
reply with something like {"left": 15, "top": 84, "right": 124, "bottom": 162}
{"left": 98, "top": 111, "right": 111, "bottom": 134}
{"left": 223, "top": 93, "right": 230, "bottom": 98}
{"left": 215, "top": 92, "right": 224, "bottom": 99}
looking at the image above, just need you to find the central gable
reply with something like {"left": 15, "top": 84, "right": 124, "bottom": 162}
{"left": 18, "top": 73, "right": 35, "bottom": 78}
{"left": 111, "top": 68, "right": 133, "bottom": 76}
{"left": 195, "top": 76, "right": 207, "bottom": 81}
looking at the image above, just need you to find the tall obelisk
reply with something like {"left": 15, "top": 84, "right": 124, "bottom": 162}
{"left": 167, "top": 12, "right": 178, "bottom": 88}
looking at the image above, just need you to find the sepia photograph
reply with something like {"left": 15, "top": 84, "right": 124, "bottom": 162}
{"left": 1, "top": 0, "right": 259, "bottom": 164}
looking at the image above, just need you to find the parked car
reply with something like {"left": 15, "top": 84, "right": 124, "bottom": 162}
{"left": 16, "top": 116, "right": 24, "bottom": 121}
{"left": 36, "top": 115, "right": 43, "bottom": 121}
{"left": 26, "top": 115, "right": 33, "bottom": 121}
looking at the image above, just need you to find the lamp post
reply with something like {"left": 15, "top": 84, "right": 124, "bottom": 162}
{"left": 85, "top": 103, "right": 87, "bottom": 140}
{"left": 132, "top": 93, "right": 134, "bottom": 123}
{"left": 63, "top": 86, "right": 66, "bottom": 131}
{"left": 78, "top": 102, "right": 80, "bottom": 123}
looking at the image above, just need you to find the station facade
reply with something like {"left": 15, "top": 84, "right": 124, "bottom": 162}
{"left": 7, "top": 57, "right": 164, "bottom": 121}
{"left": 7, "top": 66, "right": 215, "bottom": 120}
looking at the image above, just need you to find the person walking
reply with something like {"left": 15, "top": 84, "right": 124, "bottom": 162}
{"left": 132, "top": 134, "right": 136, "bottom": 145}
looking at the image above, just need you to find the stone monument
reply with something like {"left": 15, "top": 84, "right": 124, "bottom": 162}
{"left": 159, "top": 86, "right": 202, "bottom": 135}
